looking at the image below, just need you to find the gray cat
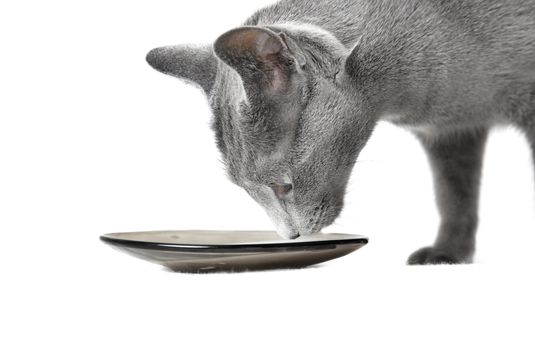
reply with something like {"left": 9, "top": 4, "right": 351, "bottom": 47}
{"left": 146, "top": 0, "right": 535, "bottom": 264}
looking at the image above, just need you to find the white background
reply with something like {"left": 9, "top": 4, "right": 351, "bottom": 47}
{"left": 1, "top": 1, "right": 535, "bottom": 349}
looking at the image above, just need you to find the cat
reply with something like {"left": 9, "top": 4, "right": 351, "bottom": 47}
{"left": 146, "top": 0, "right": 535, "bottom": 264}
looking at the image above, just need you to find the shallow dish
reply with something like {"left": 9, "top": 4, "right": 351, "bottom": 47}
{"left": 100, "top": 230, "right": 368, "bottom": 273}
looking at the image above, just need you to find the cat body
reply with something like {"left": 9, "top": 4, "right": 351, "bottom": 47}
{"left": 147, "top": 0, "right": 535, "bottom": 264}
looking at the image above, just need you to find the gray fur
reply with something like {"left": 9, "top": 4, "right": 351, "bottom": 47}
{"left": 147, "top": 0, "right": 535, "bottom": 263}
{"left": 146, "top": 45, "right": 216, "bottom": 94}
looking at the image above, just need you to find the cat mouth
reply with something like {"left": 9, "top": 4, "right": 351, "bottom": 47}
{"left": 280, "top": 229, "right": 300, "bottom": 240}
{"left": 287, "top": 232, "right": 300, "bottom": 240}
{"left": 272, "top": 221, "right": 300, "bottom": 240}
{"left": 273, "top": 219, "right": 327, "bottom": 239}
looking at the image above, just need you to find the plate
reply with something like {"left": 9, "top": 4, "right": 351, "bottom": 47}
{"left": 100, "top": 230, "right": 368, "bottom": 273}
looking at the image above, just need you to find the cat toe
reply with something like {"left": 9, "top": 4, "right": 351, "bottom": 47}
{"left": 407, "top": 246, "right": 460, "bottom": 265}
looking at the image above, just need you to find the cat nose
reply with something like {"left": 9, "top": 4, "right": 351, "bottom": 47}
{"left": 270, "top": 183, "right": 293, "bottom": 200}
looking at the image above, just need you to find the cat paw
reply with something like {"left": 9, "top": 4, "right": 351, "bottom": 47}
{"left": 407, "top": 246, "right": 460, "bottom": 265}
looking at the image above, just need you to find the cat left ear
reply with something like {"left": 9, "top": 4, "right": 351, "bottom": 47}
{"left": 146, "top": 45, "right": 217, "bottom": 95}
{"left": 213, "top": 26, "right": 297, "bottom": 93}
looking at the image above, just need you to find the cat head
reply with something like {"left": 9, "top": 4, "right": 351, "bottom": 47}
{"left": 146, "top": 24, "right": 375, "bottom": 238}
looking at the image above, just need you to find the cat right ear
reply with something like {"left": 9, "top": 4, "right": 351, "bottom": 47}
{"left": 146, "top": 45, "right": 217, "bottom": 95}
{"left": 213, "top": 26, "right": 297, "bottom": 94}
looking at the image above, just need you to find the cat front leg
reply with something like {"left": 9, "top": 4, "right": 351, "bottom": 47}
{"left": 407, "top": 129, "right": 489, "bottom": 265}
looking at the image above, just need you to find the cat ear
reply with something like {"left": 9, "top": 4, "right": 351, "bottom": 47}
{"left": 213, "top": 27, "right": 297, "bottom": 93}
{"left": 343, "top": 36, "right": 365, "bottom": 82}
{"left": 146, "top": 45, "right": 217, "bottom": 94}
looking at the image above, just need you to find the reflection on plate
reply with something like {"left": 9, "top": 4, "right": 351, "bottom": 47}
{"left": 100, "top": 230, "right": 368, "bottom": 273}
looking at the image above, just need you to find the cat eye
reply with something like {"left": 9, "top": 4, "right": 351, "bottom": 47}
{"left": 270, "top": 183, "right": 293, "bottom": 200}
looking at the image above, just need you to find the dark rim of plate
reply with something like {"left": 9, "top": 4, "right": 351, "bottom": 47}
{"left": 100, "top": 232, "right": 368, "bottom": 253}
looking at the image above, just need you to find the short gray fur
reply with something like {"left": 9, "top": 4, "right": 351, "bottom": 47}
{"left": 146, "top": 0, "right": 535, "bottom": 264}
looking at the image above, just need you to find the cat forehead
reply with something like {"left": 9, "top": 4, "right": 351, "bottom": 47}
{"left": 215, "top": 108, "right": 296, "bottom": 183}
{"left": 208, "top": 23, "right": 351, "bottom": 183}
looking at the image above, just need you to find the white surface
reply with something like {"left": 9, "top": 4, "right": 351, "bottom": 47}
{"left": 1, "top": 1, "right": 534, "bottom": 349}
